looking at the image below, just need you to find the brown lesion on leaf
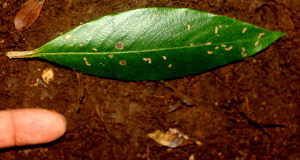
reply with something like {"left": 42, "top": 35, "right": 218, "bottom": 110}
{"left": 115, "top": 41, "right": 123, "bottom": 49}
{"left": 119, "top": 60, "right": 126, "bottom": 65}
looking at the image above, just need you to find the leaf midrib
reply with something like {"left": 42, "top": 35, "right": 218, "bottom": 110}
{"left": 36, "top": 36, "right": 276, "bottom": 56}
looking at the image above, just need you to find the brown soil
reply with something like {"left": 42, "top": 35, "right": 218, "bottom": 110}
{"left": 1, "top": 0, "right": 299, "bottom": 159}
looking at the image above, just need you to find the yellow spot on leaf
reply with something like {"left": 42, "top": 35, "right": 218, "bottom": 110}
{"left": 79, "top": 43, "right": 83, "bottom": 47}
{"left": 95, "top": 29, "right": 99, "bottom": 32}
{"left": 70, "top": 44, "right": 73, "bottom": 46}
{"left": 115, "top": 41, "right": 123, "bottom": 49}
{"left": 162, "top": 56, "right": 166, "bottom": 60}
{"left": 119, "top": 60, "right": 126, "bottom": 65}
{"left": 207, "top": 51, "right": 213, "bottom": 54}
{"left": 187, "top": 25, "right": 190, "bottom": 30}
{"left": 65, "top": 34, "right": 71, "bottom": 40}
{"left": 143, "top": 58, "right": 152, "bottom": 64}
{"left": 206, "top": 42, "right": 212, "bottom": 45}
{"left": 109, "top": 54, "right": 113, "bottom": 58}
{"left": 153, "top": 14, "right": 157, "bottom": 16}
{"left": 190, "top": 43, "right": 194, "bottom": 46}
{"left": 215, "top": 27, "right": 218, "bottom": 34}
{"left": 73, "top": 38, "right": 77, "bottom": 41}
{"left": 92, "top": 48, "right": 97, "bottom": 51}
{"left": 215, "top": 46, "right": 219, "bottom": 49}
{"left": 241, "top": 47, "right": 247, "bottom": 57}
{"left": 242, "top": 28, "right": 247, "bottom": 33}
{"left": 258, "top": 33, "right": 265, "bottom": 39}
{"left": 83, "top": 58, "right": 91, "bottom": 66}
{"left": 221, "top": 44, "right": 226, "bottom": 47}
{"left": 225, "top": 46, "right": 233, "bottom": 51}
{"left": 255, "top": 41, "right": 259, "bottom": 46}
{"left": 168, "top": 64, "right": 172, "bottom": 68}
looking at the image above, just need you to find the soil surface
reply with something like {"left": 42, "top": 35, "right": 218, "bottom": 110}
{"left": 1, "top": 0, "right": 299, "bottom": 159}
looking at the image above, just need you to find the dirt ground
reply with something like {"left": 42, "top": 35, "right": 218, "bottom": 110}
{"left": 0, "top": 0, "right": 299, "bottom": 159}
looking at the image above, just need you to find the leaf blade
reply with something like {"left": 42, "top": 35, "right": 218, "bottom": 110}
{"left": 8, "top": 8, "right": 286, "bottom": 81}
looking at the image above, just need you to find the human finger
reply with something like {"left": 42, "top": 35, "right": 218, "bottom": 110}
{"left": 0, "top": 108, "right": 67, "bottom": 148}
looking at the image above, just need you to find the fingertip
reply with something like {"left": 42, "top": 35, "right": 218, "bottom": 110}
{"left": 0, "top": 108, "right": 67, "bottom": 148}
{"left": 14, "top": 108, "right": 67, "bottom": 146}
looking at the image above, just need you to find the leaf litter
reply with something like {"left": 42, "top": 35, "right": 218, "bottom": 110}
{"left": 14, "top": 0, "right": 45, "bottom": 31}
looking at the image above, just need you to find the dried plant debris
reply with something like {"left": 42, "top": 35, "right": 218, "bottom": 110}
{"left": 14, "top": 0, "right": 45, "bottom": 31}
{"left": 147, "top": 128, "right": 192, "bottom": 148}
{"left": 42, "top": 68, "right": 54, "bottom": 85}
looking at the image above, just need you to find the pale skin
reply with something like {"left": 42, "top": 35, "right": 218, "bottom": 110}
{"left": 0, "top": 108, "right": 67, "bottom": 149}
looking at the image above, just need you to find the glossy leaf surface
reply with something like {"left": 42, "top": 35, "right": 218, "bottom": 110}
{"left": 7, "top": 8, "right": 286, "bottom": 81}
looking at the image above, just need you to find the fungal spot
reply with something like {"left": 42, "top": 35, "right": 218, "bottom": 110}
{"left": 255, "top": 41, "right": 259, "bottom": 46}
{"left": 115, "top": 41, "right": 123, "bottom": 49}
{"left": 92, "top": 48, "right": 97, "bottom": 51}
{"left": 187, "top": 25, "right": 190, "bottom": 30}
{"left": 79, "top": 43, "right": 83, "bottom": 47}
{"left": 207, "top": 51, "right": 213, "bottom": 54}
{"left": 65, "top": 34, "right": 71, "bottom": 40}
{"left": 221, "top": 44, "right": 226, "bottom": 47}
{"left": 119, "top": 60, "right": 126, "bottom": 65}
{"left": 109, "top": 54, "right": 113, "bottom": 58}
{"left": 215, "top": 27, "right": 218, "bottom": 34}
{"left": 143, "top": 58, "right": 152, "bottom": 64}
{"left": 215, "top": 46, "right": 219, "bottom": 49}
{"left": 83, "top": 58, "right": 91, "bottom": 66}
{"left": 242, "top": 28, "right": 247, "bottom": 33}
{"left": 168, "top": 64, "right": 172, "bottom": 68}
{"left": 190, "top": 43, "right": 194, "bottom": 46}
{"left": 225, "top": 45, "right": 233, "bottom": 51}
{"left": 162, "top": 56, "right": 166, "bottom": 60}
{"left": 95, "top": 29, "right": 99, "bottom": 32}
{"left": 241, "top": 47, "right": 247, "bottom": 57}
{"left": 206, "top": 42, "right": 212, "bottom": 45}
{"left": 258, "top": 33, "right": 265, "bottom": 39}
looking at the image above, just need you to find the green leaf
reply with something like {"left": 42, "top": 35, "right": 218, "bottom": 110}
{"left": 6, "top": 8, "right": 286, "bottom": 81}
